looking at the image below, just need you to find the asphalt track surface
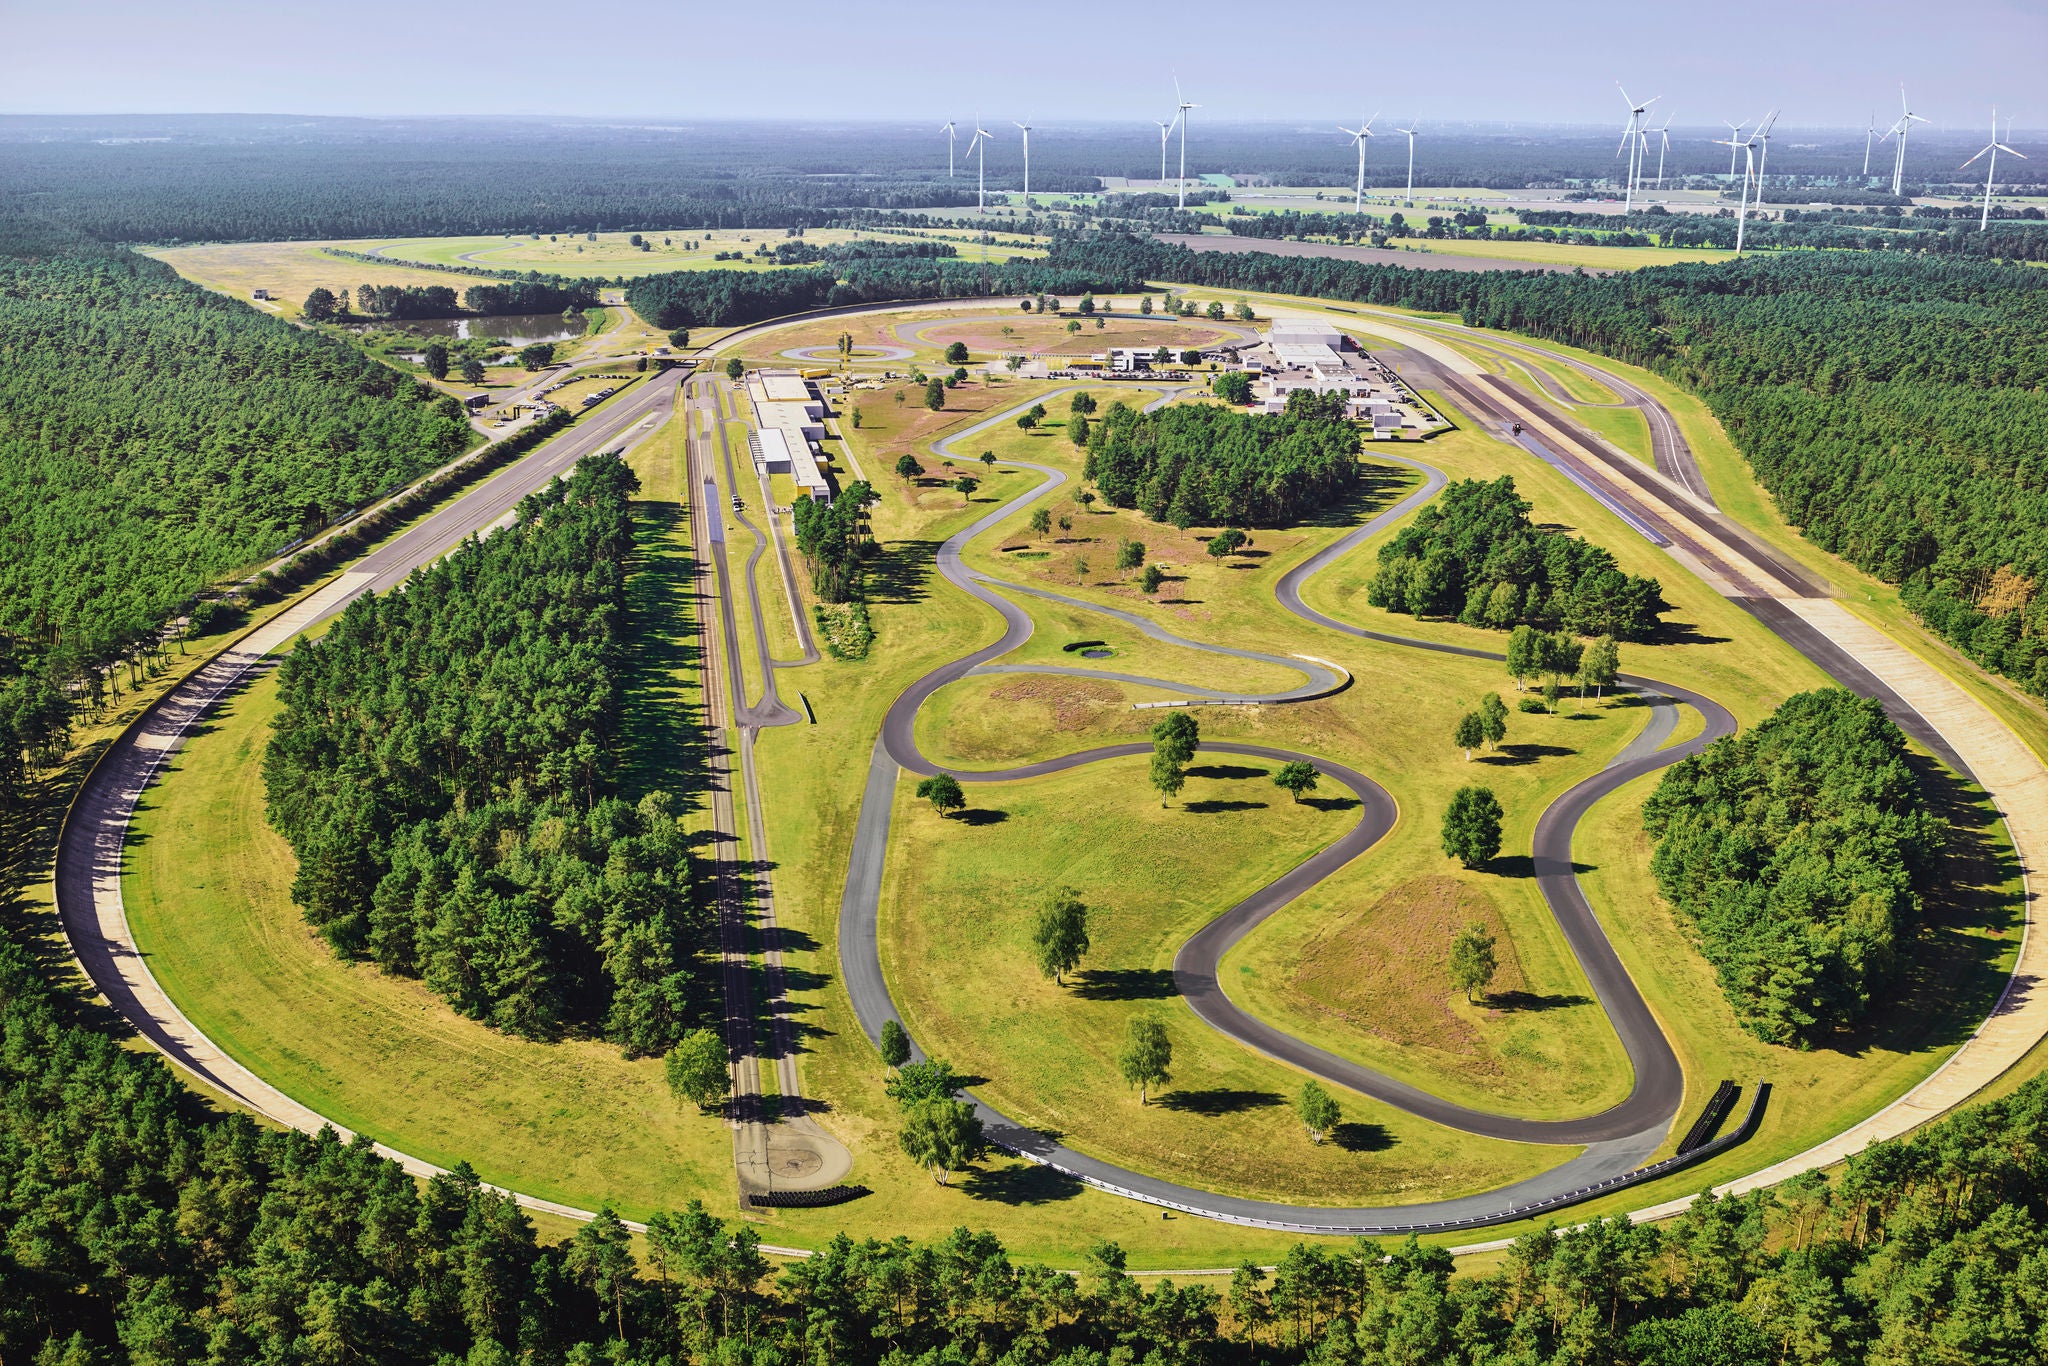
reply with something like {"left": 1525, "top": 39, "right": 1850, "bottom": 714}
{"left": 831, "top": 381, "right": 1745, "bottom": 1231}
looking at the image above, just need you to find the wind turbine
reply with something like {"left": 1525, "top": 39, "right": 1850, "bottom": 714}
{"left": 1173, "top": 75, "right": 1199, "bottom": 208}
{"left": 942, "top": 121, "right": 957, "bottom": 178}
{"left": 1862, "top": 110, "right": 1877, "bottom": 177}
{"left": 1153, "top": 117, "right": 1178, "bottom": 185}
{"left": 1714, "top": 128, "right": 1759, "bottom": 254}
{"left": 1961, "top": 108, "right": 2026, "bottom": 230}
{"left": 1651, "top": 114, "right": 1673, "bottom": 189}
{"left": 1723, "top": 118, "right": 1747, "bottom": 177}
{"left": 1338, "top": 113, "right": 1379, "bottom": 213}
{"left": 1616, "top": 83, "right": 1660, "bottom": 214}
{"left": 1878, "top": 85, "right": 1931, "bottom": 196}
{"left": 1014, "top": 119, "right": 1033, "bottom": 206}
{"left": 1752, "top": 109, "right": 1780, "bottom": 202}
{"left": 1392, "top": 121, "right": 1420, "bottom": 203}
{"left": 966, "top": 119, "right": 995, "bottom": 214}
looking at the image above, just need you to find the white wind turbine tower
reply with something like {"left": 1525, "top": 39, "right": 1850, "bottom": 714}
{"left": 1616, "top": 83, "right": 1660, "bottom": 213}
{"left": 1173, "top": 75, "right": 1199, "bottom": 208}
{"left": 1393, "top": 121, "right": 1420, "bottom": 203}
{"left": 1752, "top": 109, "right": 1780, "bottom": 202}
{"left": 1338, "top": 113, "right": 1379, "bottom": 213}
{"left": 942, "top": 121, "right": 958, "bottom": 177}
{"left": 1723, "top": 117, "right": 1747, "bottom": 177}
{"left": 1714, "top": 126, "right": 1760, "bottom": 254}
{"left": 966, "top": 119, "right": 995, "bottom": 214}
{"left": 1878, "top": 85, "right": 1931, "bottom": 196}
{"left": 1961, "top": 109, "right": 2026, "bottom": 230}
{"left": 1014, "top": 119, "right": 1033, "bottom": 206}
{"left": 1651, "top": 114, "right": 1674, "bottom": 189}
{"left": 1862, "top": 110, "right": 1877, "bottom": 177}
{"left": 1154, "top": 118, "right": 1178, "bottom": 186}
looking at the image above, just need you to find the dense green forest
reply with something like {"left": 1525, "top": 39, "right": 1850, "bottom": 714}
{"left": 1049, "top": 238, "right": 2048, "bottom": 701}
{"left": 1366, "top": 476, "right": 1669, "bottom": 640}
{"left": 9, "top": 845, "right": 2048, "bottom": 1366}
{"left": 1642, "top": 689, "right": 1944, "bottom": 1045}
{"left": 624, "top": 254, "right": 1144, "bottom": 330}
{"left": 1081, "top": 396, "right": 1364, "bottom": 528}
{"left": 263, "top": 456, "right": 706, "bottom": 1052}
{"left": 0, "top": 215, "right": 472, "bottom": 804}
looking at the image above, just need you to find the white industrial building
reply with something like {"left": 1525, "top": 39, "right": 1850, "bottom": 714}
{"left": 747, "top": 372, "right": 832, "bottom": 501}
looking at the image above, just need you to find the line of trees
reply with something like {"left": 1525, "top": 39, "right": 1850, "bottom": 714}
{"left": 791, "top": 481, "right": 877, "bottom": 602}
{"left": 263, "top": 455, "right": 708, "bottom": 1052}
{"left": 1082, "top": 398, "right": 1363, "bottom": 529}
{"left": 1367, "top": 476, "right": 1668, "bottom": 639}
{"left": 625, "top": 253, "right": 1150, "bottom": 331}
{"left": 1642, "top": 688, "right": 1945, "bottom": 1045}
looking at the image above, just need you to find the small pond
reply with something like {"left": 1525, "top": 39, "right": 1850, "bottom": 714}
{"left": 1080, "top": 649, "right": 1113, "bottom": 659}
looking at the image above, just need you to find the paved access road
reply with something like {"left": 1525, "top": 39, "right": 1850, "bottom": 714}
{"left": 828, "top": 372, "right": 1749, "bottom": 1231}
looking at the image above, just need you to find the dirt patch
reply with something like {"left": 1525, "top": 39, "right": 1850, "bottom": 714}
{"left": 988, "top": 675, "right": 1124, "bottom": 731}
{"left": 1291, "top": 877, "right": 1528, "bottom": 1062}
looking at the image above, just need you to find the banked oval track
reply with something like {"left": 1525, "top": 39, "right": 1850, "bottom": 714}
{"left": 837, "top": 385, "right": 1737, "bottom": 1234}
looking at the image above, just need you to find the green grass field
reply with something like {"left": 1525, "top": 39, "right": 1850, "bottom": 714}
{"left": 346, "top": 227, "right": 1043, "bottom": 277}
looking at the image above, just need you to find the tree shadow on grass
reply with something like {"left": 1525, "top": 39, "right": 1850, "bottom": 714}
{"left": 1071, "top": 968, "right": 1179, "bottom": 1001}
{"left": 1300, "top": 795, "right": 1361, "bottom": 813}
{"left": 1484, "top": 990, "right": 1593, "bottom": 1012}
{"left": 1156, "top": 1087, "right": 1282, "bottom": 1117}
{"left": 952, "top": 808, "right": 1010, "bottom": 827}
{"left": 1185, "top": 764, "right": 1269, "bottom": 781}
{"left": 1476, "top": 743, "right": 1577, "bottom": 766}
{"left": 1489, "top": 854, "right": 1596, "bottom": 879}
{"left": 965, "top": 1162, "right": 1086, "bottom": 1205}
{"left": 1332, "top": 1122, "right": 1394, "bottom": 1153}
{"left": 866, "top": 539, "right": 936, "bottom": 605}
{"left": 1184, "top": 799, "right": 1269, "bottom": 814}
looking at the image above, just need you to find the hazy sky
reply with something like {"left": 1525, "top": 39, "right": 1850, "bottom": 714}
{"left": 7, "top": 0, "right": 2043, "bottom": 129}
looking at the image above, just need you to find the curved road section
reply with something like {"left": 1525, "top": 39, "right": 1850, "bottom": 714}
{"left": 834, "top": 383, "right": 1745, "bottom": 1231}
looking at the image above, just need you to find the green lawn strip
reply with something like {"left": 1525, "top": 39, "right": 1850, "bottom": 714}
{"left": 1570, "top": 403, "right": 1654, "bottom": 466}
{"left": 877, "top": 756, "right": 1570, "bottom": 1205}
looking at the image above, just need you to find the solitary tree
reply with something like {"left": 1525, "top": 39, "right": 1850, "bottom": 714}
{"left": 520, "top": 342, "right": 556, "bottom": 370}
{"left": 302, "top": 287, "right": 338, "bottom": 321}
{"left": 925, "top": 377, "right": 946, "bottom": 411}
{"left": 898, "top": 1097, "right": 985, "bottom": 1185}
{"left": 879, "top": 1018, "right": 911, "bottom": 1075}
{"left": 1505, "top": 625, "right": 1540, "bottom": 691}
{"left": 1206, "top": 301, "right": 1226, "bottom": 321}
{"left": 1078, "top": 491, "right": 1096, "bottom": 511}
{"left": 1180, "top": 349, "right": 1203, "bottom": 367}
{"left": 1116, "top": 538, "right": 1146, "bottom": 572}
{"left": 460, "top": 357, "right": 486, "bottom": 386}
{"left": 1070, "top": 414, "right": 1091, "bottom": 447}
{"left": 1070, "top": 391, "right": 1098, "bottom": 415}
{"left": 954, "top": 475, "right": 979, "bottom": 505}
{"left": 1454, "top": 711, "right": 1485, "bottom": 761}
{"left": 1480, "top": 692, "right": 1509, "bottom": 752}
{"left": 669, "top": 327, "right": 691, "bottom": 347}
{"left": 1152, "top": 710, "right": 1200, "bottom": 766}
{"left": 1139, "top": 295, "right": 1155, "bottom": 315}
{"left": 1441, "top": 786, "right": 1505, "bottom": 868}
{"left": 1207, "top": 528, "right": 1248, "bottom": 560}
{"left": 1295, "top": 1080, "right": 1341, "bottom": 1144}
{"left": 1016, "top": 411, "right": 1039, "bottom": 431}
{"left": 1272, "top": 760, "right": 1320, "bottom": 802}
{"left": 1449, "top": 922, "right": 1500, "bottom": 1003}
{"left": 1581, "top": 635, "right": 1621, "bottom": 699}
{"left": 1140, "top": 564, "right": 1165, "bottom": 594}
{"left": 1149, "top": 749, "right": 1187, "bottom": 807}
{"left": 1032, "top": 887, "right": 1092, "bottom": 985}
{"left": 916, "top": 773, "right": 967, "bottom": 818}
{"left": 895, "top": 454, "right": 924, "bottom": 481}
{"left": 1067, "top": 320, "right": 1083, "bottom": 336}
{"left": 1118, "top": 1013, "right": 1173, "bottom": 1104}
{"left": 980, "top": 451, "right": 996, "bottom": 471}
{"left": 725, "top": 357, "right": 745, "bottom": 381}
{"left": 1212, "top": 371, "right": 1253, "bottom": 404}
{"left": 945, "top": 341, "right": 970, "bottom": 365}
{"left": 422, "top": 341, "right": 450, "bottom": 380}
{"left": 664, "top": 1029, "right": 730, "bottom": 1112}
{"left": 1029, "top": 506, "right": 1052, "bottom": 536}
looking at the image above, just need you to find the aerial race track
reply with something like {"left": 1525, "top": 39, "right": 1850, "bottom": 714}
{"left": 51, "top": 292, "right": 2048, "bottom": 1251}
